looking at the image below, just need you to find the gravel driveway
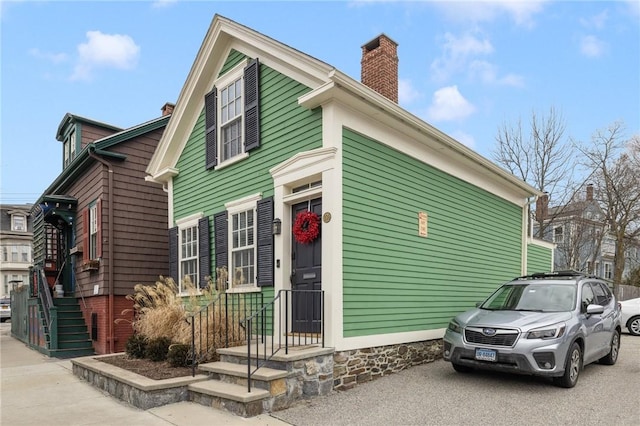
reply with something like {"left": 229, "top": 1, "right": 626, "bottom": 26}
{"left": 271, "top": 334, "right": 640, "bottom": 426}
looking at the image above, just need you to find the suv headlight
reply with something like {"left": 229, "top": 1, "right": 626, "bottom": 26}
{"left": 448, "top": 320, "right": 462, "bottom": 334}
{"left": 527, "top": 323, "right": 566, "bottom": 340}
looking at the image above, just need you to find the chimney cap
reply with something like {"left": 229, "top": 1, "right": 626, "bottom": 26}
{"left": 361, "top": 33, "right": 399, "bottom": 51}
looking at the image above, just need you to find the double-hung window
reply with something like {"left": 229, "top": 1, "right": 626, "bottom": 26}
{"left": 205, "top": 58, "right": 260, "bottom": 170}
{"left": 82, "top": 200, "right": 101, "bottom": 265}
{"left": 170, "top": 213, "right": 210, "bottom": 293}
{"left": 180, "top": 225, "right": 198, "bottom": 288}
{"left": 220, "top": 78, "right": 243, "bottom": 162}
{"left": 554, "top": 226, "right": 564, "bottom": 244}
{"left": 231, "top": 208, "right": 255, "bottom": 287}
{"left": 89, "top": 203, "right": 98, "bottom": 259}
{"left": 11, "top": 215, "right": 25, "bottom": 231}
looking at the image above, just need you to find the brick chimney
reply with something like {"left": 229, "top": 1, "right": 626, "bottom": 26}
{"left": 536, "top": 192, "right": 549, "bottom": 221}
{"left": 161, "top": 102, "right": 175, "bottom": 116}
{"left": 361, "top": 34, "right": 399, "bottom": 103}
{"left": 586, "top": 183, "right": 593, "bottom": 201}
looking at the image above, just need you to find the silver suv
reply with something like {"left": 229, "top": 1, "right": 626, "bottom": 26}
{"left": 443, "top": 271, "right": 621, "bottom": 388}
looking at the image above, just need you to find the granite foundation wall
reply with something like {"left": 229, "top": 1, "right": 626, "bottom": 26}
{"left": 333, "top": 339, "right": 443, "bottom": 391}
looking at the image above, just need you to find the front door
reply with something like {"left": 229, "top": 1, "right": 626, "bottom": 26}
{"left": 291, "top": 198, "right": 322, "bottom": 333}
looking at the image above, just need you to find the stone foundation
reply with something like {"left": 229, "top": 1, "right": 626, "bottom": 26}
{"left": 333, "top": 339, "right": 443, "bottom": 391}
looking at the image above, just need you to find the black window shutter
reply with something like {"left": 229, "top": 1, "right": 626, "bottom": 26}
{"left": 213, "top": 211, "right": 228, "bottom": 281}
{"left": 168, "top": 226, "right": 178, "bottom": 284}
{"left": 256, "top": 196, "right": 274, "bottom": 287}
{"left": 244, "top": 58, "right": 260, "bottom": 152}
{"left": 198, "top": 216, "right": 210, "bottom": 289}
{"left": 205, "top": 88, "right": 217, "bottom": 169}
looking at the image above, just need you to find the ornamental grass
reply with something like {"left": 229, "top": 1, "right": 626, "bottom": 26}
{"left": 116, "top": 269, "right": 246, "bottom": 363}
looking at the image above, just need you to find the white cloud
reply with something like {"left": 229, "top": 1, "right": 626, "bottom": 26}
{"left": 398, "top": 78, "right": 422, "bottom": 105}
{"left": 580, "top": 35, "right": 606, "bottom": 58}
{"left": 450, "top": 130, "right": 476, "bottom": 149}
{"left": 29, "top": 48, "right": 68, "bottom": 64}
{"left": 152, "top": 0, "right": 178, "bottom": 8}
{"left": 426, "top": 86, "right": 476, "bottom": 122}
{"left": 431, "top": 31, "right": 493, "bottom": 82}
{"left": 71, "top": 31, "right": 140, "bottom": 81}
{"left": 469, "top": 60, "right": 524, "bottom": 87}
{"left": 431, "top": 0, "right": 547, "bottom": 28}
{"left": 579, "top": 10, "right": 609, "bottom": 30}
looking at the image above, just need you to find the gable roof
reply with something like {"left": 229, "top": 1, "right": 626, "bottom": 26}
{"left": 36, "top": 114, "right": 170, "bottom": 205}
{"left": 146, "top": 14, "right": 540, "bottom": 199}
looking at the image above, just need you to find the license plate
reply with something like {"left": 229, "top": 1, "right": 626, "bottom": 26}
{"left": 475, "top": 348, "right": 497, "bottom": 362}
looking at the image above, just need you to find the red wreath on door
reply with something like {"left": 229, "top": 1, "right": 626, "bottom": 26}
{"left": 292, "top": 211, "right": 320, "bottom": 244}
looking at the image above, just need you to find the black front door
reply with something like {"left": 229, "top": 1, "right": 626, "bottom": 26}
{"left": 291, "top": 198, "right": 322, "bottom": 333}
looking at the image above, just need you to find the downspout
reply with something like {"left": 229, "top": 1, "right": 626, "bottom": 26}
{"left": 88, "top": 146, "right": 115, "bottom": 354}
{"left": 522, "top": 196, "right": 538, "bottom": 275}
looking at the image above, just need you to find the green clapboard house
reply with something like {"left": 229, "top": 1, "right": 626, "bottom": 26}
{"left": 146, "top": 14, "right": 553, "bottom": 387}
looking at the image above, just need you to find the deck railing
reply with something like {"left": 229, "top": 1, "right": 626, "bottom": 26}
{"left": 36, "top": 268, "right": 58, "bottom": 349}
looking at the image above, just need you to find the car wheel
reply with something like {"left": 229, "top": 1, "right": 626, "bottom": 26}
{"left": 452, "top": 362, "right": 473, "bottom": 373}
{"left": 599, "top": 329, "right": 620, "bottom": 365}
{"left": 627, "top": 316, "right": 640, "bottom": 336}
{"left": 554, "top": 342, "right": 581, "bottom": 388}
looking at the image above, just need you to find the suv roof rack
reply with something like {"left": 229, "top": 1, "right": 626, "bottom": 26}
{"left": 516, "top": 270, "right": 600, "bottom": 281}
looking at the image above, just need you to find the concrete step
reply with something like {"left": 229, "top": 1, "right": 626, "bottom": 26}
{"left": 189, "top": 380, "right": 270, "bottom": 403}
{"left": 198, "top": 361, "right": 288, "bottom": 382}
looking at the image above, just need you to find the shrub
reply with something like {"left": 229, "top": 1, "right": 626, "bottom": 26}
{"left": 167, "top": 344, "right": 191, "bottom": 367}
{"left": 125, "top": 334, "right": 147, "bottom": 359}
{"left": 145, "top": 336, "right": 172, "bottom": 362}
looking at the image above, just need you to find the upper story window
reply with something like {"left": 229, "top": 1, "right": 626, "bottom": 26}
{"left": 205, "top": 58, "right": 260, "bottom": 170}
{"left": 11, "top": 214, "right": 25, "bottom": 231}
{"left": 63, "top": 128, "right": 77, "bottom": 168}
{"left": 553, "top": 226, "right": 564, "bottom": 244}
{"left": 89, "top": 203, "right": 99, "bottom": 259}
{"left": 82, "top": 200, "right": 101, "bottom": 265}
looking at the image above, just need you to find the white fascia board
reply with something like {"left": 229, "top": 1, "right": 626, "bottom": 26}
{"left": 147, "top": 15, "right": 333, "bottom": 179}
{"left": 300, "top": 71, "right": 542, "bottom": 201}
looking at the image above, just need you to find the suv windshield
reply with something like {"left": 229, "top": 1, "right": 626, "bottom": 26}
{"left": 481, "top": 284, "right": 576, "bottom": 312}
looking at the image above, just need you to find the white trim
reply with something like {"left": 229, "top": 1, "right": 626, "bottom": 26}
{"left": 175, "top": 212, "right": 204, "bottom": 227}
{"left": 225, "top": 193, "right": 261, "bottom": 290}
{"left": 337, "top": 329, "right": 446, "bottom": 352}
{"left": 224, "top": 192, "right": 262, "bottom": 211}
{"left": 146, "top": 15, "right": 332, "bottom": 180}
{"left": 216, "top": 152, "right": 249, "bottom": 170}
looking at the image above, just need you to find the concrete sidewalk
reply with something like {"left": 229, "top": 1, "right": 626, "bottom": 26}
{"left": 0, "top": 323, "right": 290, "bottom": 426}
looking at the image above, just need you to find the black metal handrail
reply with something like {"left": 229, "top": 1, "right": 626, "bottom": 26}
{"left": 186, "top": 291, "right": 264, "bottom": 376}
{"left": 244, "top": 289, "right": 324, "bottom": 392}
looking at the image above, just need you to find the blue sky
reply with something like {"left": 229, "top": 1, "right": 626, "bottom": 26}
{"left": 1, "top": 0, "right": 638, "bottom": 204}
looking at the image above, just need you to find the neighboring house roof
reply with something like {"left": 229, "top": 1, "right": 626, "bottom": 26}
{"left": 56, "top": 113, "right": 123, "bottom": 141}
{"left": 146, "top": 14, "right": 540, "bottom": 199}
{"left": 547, "top": 200, "right": 603, "bottom": 220}
{"left": 36, "top": 114, "right": 171, "bottom": 204}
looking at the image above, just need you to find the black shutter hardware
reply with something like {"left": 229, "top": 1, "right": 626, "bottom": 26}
{"left": 244, "top": 58, "right": 260, "bottom": 152}
{"left": 198, "top": 216, "right": 211, "bottom": 289}
{"left": 256, "top": 197, "right": 274, "bottom": 287}
{"left": 205, "top": 88, "right": 218, "bottom": 169}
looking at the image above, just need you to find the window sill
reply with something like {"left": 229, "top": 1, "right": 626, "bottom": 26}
{"left": 215, "top": 152, "right": 249, "bottom": 171}
{"left": 226, "top": 285, "right": 261, "bottom": 294}
{"left": 80, "top": 260, "right": 100, "bottom": 272}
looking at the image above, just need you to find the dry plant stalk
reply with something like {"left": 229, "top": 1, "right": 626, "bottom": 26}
{"left": 116, "top": 271, "right": 247, "bottom": 362}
